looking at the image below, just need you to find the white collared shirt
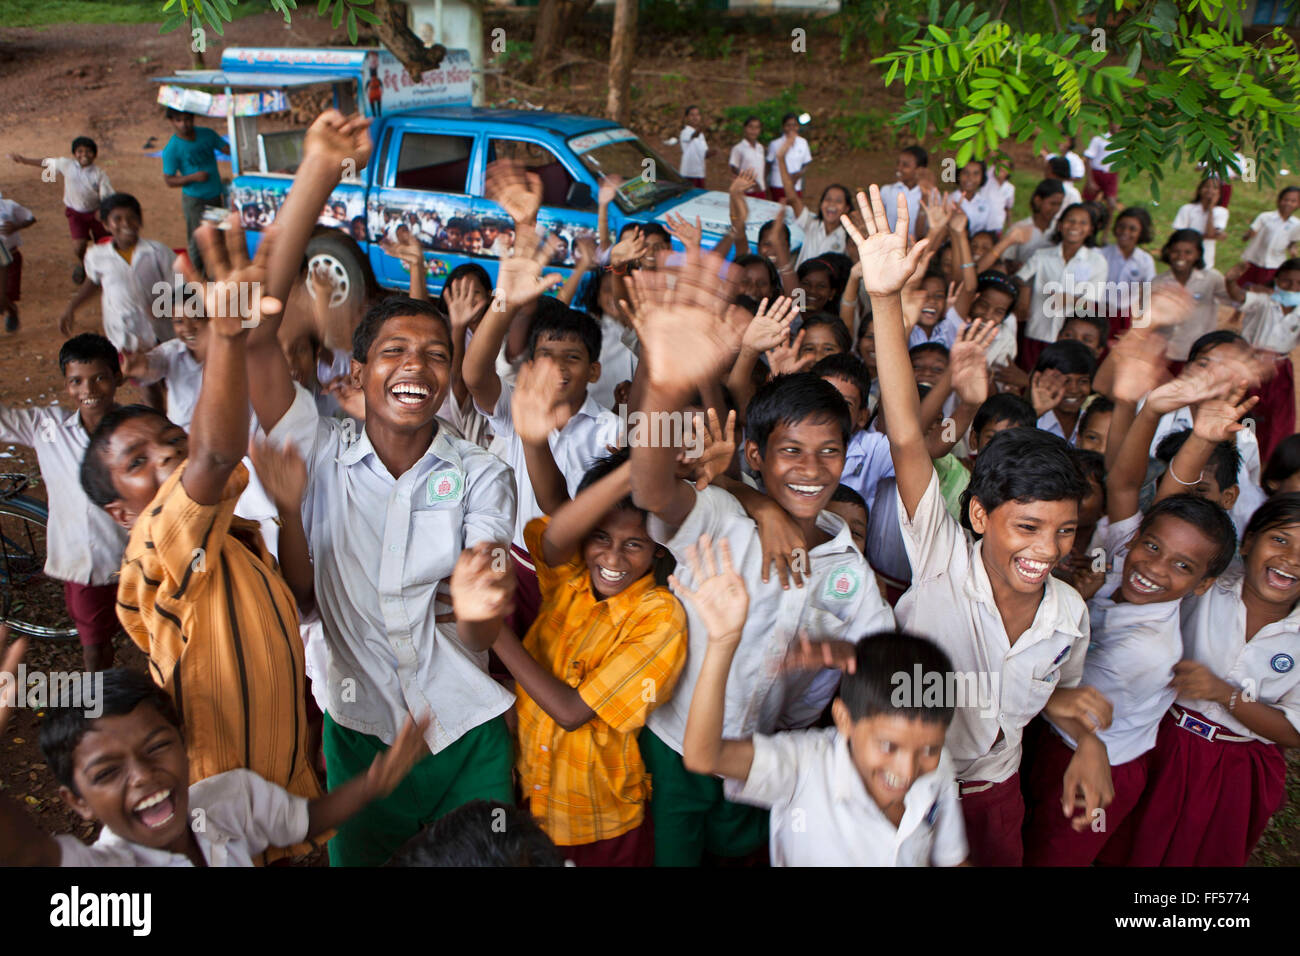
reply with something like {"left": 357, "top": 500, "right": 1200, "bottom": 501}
{"left": 908, "top": 310, "right": 962, "bottom": 351}
{"left": 1083, "top": 135, "right": 1117, "bottom": 173}
{"left": 1239, "top": 290, "right": 1300, "bottom": 356}
{"left": 1052, "top": 512, "right": 1182, "bottom": 764}
{"left": 1016, "top": 244, "right": 1110, "bottom": 342}
{"left": 139, "top": 338, "right": 203, "bottom": 428}
{"left": 794, "top": 208, "right": 846, "bottom": 266}
{"left": 998, "top": 179, "right": 1016, "bottom": 212}
{"left": 949, "top": 180, "right": 1007, "bottom": 235}
{"left": 766, "top": 135, "right": 812, "bottom": 193}
{"left": 267, "top": 384, "right": 516, "bottom": 752}
{"left": 679, "top": 126, "right": 708, "bottom": 179}
{"left": 0, "top": 195, "right": 34, "bottom": 253}
{"left": 83, "top": 239, "right": 176, "bottom": 353}
{"left": 56, "top": 769, "right": 309, "bottom": 867}
{"left": 1036, "top": 408, "right": 1080, "bottom": 445}
{"left": 1178, "top": 563, "right": 1300, "bottom": 742}
{"left": 645, "top": 485, "right": 895, "bottom": 751}
{"left": 728, "top": 140, "right": 766, "bottom": 190}
{"left": 47, "top": 156, "right": 114, "bottom": 214}
{"left": 1003, "top": 216, "right": 1052, "bottom": 268}
{"left": 0, "top": 405, "right": 127, "bottom": 585}
{"left": 481, "top": 381, "right": 621, "bottom": 549}
{"left": 878, "top": 181, "right": 922, "bottom": 237}
{"left": 1100, "top": 244, "right": 1156, "bottom": 286}
{"left": 728, "top": 728, "right": 967, "bottom": 866}
{"left": 1243, "top": 210, "right": 1300, "bottom": 269}
{"left": 1154, "top": 269, "right": 1231, "bottom": 361}
{"left": 1171, "top": 203, "right": 1230, "bottom": 269}
{"left": 895, "top": 471, "right": 1090, "bottom": 782}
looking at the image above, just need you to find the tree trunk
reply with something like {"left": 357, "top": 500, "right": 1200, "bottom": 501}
{"left": 371, "top": 0, "right": 447, "bottom": 81}
{"left": 529, "top": 0, "right": 596, "bottom": 80}
{"left": 606, "top": 0, "right": 637, "bottom": 126}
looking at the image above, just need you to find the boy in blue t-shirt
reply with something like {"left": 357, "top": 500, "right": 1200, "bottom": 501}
{"left": 161, "top": 108, "right": 228, "bottom": 274}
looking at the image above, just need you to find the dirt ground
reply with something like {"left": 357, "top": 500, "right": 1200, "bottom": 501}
{"left": 0, "top": 11, "right": 1297, "bottom": 865}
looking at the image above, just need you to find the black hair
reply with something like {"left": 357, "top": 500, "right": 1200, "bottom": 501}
{"left": 40, "top": 668, "right": 181, "bottom": 795}
{"left": 1138, "top": 494, "right": 1237, "bottom": 579}
{"left": 780, "top": 112, "right": 799, "bottom": 126}
{"left": 811, "top": 351, "right": 872, "bottom": 409}
{"left": 385, "top": 800, "right": 566, "bottom": 867}
{"left": 1190, "top": 176, "right": 1222, "bottom": 205}
{"left": 1030, "top": 178, "right": 1066, "bottom": 214}
{"left": 1278, "top": 186, "right": 1300, "bottom": 203}
{"left": 1079, "top": 394, "right": 1115, "bottom": 434}
{"left": 526, "top": 298, "right": 602, "bottom": 364}
{"left": 577, "top": 449, "right": 674, "bottom": 586}
{"left": 1114, "top": 206, "right": 1154, "bottom": 244}
{"left": 1071, "top": 447, "right": 1106, "bottom": 494}
{"left": 99, "top": 193, "right": 142, "bottom": 223}
{"left": 1263, "top": 435, "right": 1300, "bottom": 495}
{"left": 439, "top": 262, "right": 493, "bottom": 305}
{"left": 735, "top": 254, "right": 781, "bottom": 301}
{"left": 831, "top": 483, "right": 868, "bottom": 510}
{"left": 683, "top": 104, "right": 700, "bottom": 118}
{"left": 1243, "top": 491, "right": 1300, "bottom": 541}
{"left": 1154, "top": 428, "right": 1241, "bottom": 493}
{"left": 1088, "top": 200, "right": 1112, "bottom": 237}
{"left": 352, "top": 295, "right": 451, "bottom": 362}
{"left": 1060, "top": 314, "right": 1110, "bottom": 353}
{"left": 1049, "top": 203, "right": 1100, "bottom": 246}
{"left": 59, "top": 333, "right": 120, "bottom": 377}
{"left": 961, "top": 427, "right": 1087, "bottom": 533}
{"left": 900, "top": 145, "right": 929, "bottom": 168}
{"left": 742, "top": 114, "right": 761, "bottom": 128}
{"left": 838, "top": 632, "right": 956, "bottom": 725}
{"left": 1034, "top": 339, "right": 1097, "bottom": 378}
{"left": 970, "top": 229, "right": 999, "bottom": 248}
{"left": 799, "top": 311, "right": 852, "bottom": 353}
{"left": 976, "top": 269, "right": 1018, "bottom": 300}
{"left": 80, "top": 404, "right": 175, "bottom": 507}
{"left": 164, "top": 107, "right": 189, "bottom": 120}
{"left": 71, "top": 136, "right": 97, "bottom": 157}
{"left": 1188, "top": 329, "right": 1246, "bottom": 362}
{"left": 812, "top": 251, "right": 853, "bottom": 292}
{"left": 962, "top": 159, "right": 989, "bottom": 189}
{"left": 1047, "top": 156, "right": 1072, "bottom": 180}
{"left": 1162, "top": 228, "right": 1206, "bottom": 271}
{"left": 757, "top": 218, "right": 791, "bottom": 248}
{"left": 632, "top": 221, "right": 670, "bottom": 245}
{"left": 731, "top": 293, "right": 760, "bottom": 317}
{"left": 972, "top": 393, "right": 1037, "bottom": 436}
{"left": 1275, "top": 257, "right": 1300, "bottom": 279}
{"left": 746, "top": 372, "right": 851, "bottom": 457}
{"left": 909, "top": 342, "right": 949, "bottom": 362}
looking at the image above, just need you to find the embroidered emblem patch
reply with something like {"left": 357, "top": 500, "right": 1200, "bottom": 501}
{"left": 823, "top": 566, "right": 861, "bottom": 600}
{"left": 1271, "top": 653, "right": 1294, "bottom": 674}
{"left": 427, "top": 469, "right": 464, "bottom": 504}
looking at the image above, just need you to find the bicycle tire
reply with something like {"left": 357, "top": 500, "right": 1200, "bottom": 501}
{"left": 0, "top": 494, "right": 79, "bottom": 640}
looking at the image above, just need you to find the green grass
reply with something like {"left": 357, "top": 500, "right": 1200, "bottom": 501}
{"left": 3, "top": 0, "right": 269, "bottom": 28}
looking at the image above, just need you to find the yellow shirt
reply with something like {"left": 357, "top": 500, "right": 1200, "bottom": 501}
{"left": 516, "top": 516, "right": 687, "bottom": 846}
{"left": 116, "top": 462, "right": 323, "bottom": 861}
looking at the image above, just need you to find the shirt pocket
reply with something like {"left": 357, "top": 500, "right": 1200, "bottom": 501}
{"left": 405, "top": 506, "right": 461, "bottom": 589}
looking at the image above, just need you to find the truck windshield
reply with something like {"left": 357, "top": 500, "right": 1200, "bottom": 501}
{"left": 570, "top": 132, "right": 691, "bottom": 213}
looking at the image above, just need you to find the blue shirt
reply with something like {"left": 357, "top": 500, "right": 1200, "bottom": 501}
{"left": 162, "top": 127, "right": 226, "bottom": 200}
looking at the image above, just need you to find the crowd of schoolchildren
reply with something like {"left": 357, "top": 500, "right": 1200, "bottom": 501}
{"left": 0, "top": 102, "right": 1298, "bottom": 870}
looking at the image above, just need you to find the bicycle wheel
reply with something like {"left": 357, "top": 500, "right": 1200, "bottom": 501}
{"left": 0, "top": 494, "right": 79, "bottom": 640}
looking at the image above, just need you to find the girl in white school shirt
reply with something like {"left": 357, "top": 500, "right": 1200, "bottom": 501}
{"left": 678, "top": 105, "right": 713, "bottom": 188}
{"left": 728, "top": 117, "right": 767, "bottom": 197}
{"left": 1120, "top": 494, "right": 1300, "bottom": 866}
{"left": 949, "top": 160, "right": 1007, "bottom": 236}
{"left": 772, "top": 145, "right": 850, "bottom": 267}
{"left": 1015, "top": 202, "right": 1108, "bottom": 369}
{"left": 766, "top": 113, "right": 812, "bottom": 202}
{"left": 1153, "top": 229, "right": 1234, "bottom": 366}
{"left": 1171, "top": 177, "right": 1229, "bottom": 270}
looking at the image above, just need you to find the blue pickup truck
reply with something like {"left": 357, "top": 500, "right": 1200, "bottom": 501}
{"left": 153, "top": 47, "right": 798, "bottom": 307}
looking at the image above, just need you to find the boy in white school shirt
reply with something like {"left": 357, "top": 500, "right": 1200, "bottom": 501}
{"left": 11, "top": 136, "right": 114, "bottom": 283}
{"left": 628, "top": 252, "right": 895, "bottom": 866}
{"left": 1023, "top": 363, "right": 1239, "bottom": 866}
{"left": 0, "top": 334, "right": 128, "bottom": 672}
{"left": 246, "top": 111, "right": 520, "bottom": 867}
{"left": 851, "top": 183, "right": 1113, "bottom": 867}
{"left": 680, "top": 543, "right": 967, "bottom": 867}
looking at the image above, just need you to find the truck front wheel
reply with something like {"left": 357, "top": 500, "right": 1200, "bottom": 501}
{"left": 304, "top": 233, "right": 370, "bottom": 314}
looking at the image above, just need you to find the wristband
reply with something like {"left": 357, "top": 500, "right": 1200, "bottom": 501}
{"left": 1228, "top": 689, "right": 1241, "bottom": 713}
{"left": 1167, "top": 460, "right": 1204, "bottom": 486}
{"left": 960, "top": 261, "right": 975, "bottom": 269}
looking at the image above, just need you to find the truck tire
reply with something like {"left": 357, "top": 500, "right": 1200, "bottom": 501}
{"left": 305, "top": 233, "right": 371, "bottom": 314}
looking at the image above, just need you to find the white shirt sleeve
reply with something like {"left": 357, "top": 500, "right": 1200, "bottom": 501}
{"left": 896, "top": 469, "right": 963, "bottom": 585}
{"left": 139, "top": 342, "right": 172, "bottom": 386}
{"left": 928, "top": 766, "right": 969, "bottom": 866}
{"left": 55, "top": 834, "right": 142, "bottom": 867}
{"left": 1171, "top": 205, "right": 1192, "bottom": 231}
{"left": 459, "top": 449, "right": 517, "bottom": 549}
{"left": 729, "top": 731, "right": 803, "bottom": 809}
{"left": 195, "top": 769, "right": 310, "bottom": 856}
{"left": 1213, "top": 207, "right": 1229, "bottom": 232}
{"left": 0, "top": 404, "right": 42, "bottom": 446}
{"left": 263, "top": 382, "right": 329, "bottom": 479}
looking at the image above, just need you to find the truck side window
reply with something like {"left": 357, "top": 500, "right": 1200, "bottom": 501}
{"left": 487, "top": 138, "right": 580, "bottom": 209}
{"left": 395, "top": 133, "right": 473, "bottom": 193}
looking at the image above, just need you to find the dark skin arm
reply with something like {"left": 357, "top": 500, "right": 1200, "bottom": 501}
{"left": 306, "top": 716, "right": 429, "bottom": 836}
{"left": 0, "top": 633, "right": 60, "bottom": 866}
{"left": 494, "top": 628, "right": 597, "bottom": 731}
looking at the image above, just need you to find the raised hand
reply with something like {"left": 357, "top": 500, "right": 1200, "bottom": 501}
{"left": 302, "top": 109, "right": 373, "bottom": 175}
{"left": 573, "top": 235, "right": 598, "bottom": 272}
{"left": 669, "top": 534, "right": 748, "bottom": 647}
{"left": 598, "top": 174, "right": 625, "bottom": 207}
{"left": 841, "top": 185, "right": 931, "bottom": 297}
{"left": 248, "top": 436, "right": 308, "bottom": 513}
{"left": 919, "top": 187, "right": 950, "bottom": 236}
{"left": 681, "top": 407, "right": 737, "bottom": 491}
{"left": 362, "top": 713, "right": 432, "bottom": 799}
{"left": 610, "top": 226, "right": 648, "bottom": 268}
{"left": 1108, "top": 328, "right": 1171, "bottom": 405}
{"left": 443, "top": 274, "right": 489, "bottom": 331}
{"left": 485, "top": 160, "right": 543, "bottom": 228}
{"left": 781, "top": 635, "right": 858, "bottom": 674}
{"left": 1029, "top": 367, "right": 1066, "bottom": 416}
{"left": 741, "top": 296, "right": 798, "bottom": 353}
{"left": 765, "top": 327, "right": 814, "bottom": 376}
{"left": 729, "top": 169, "right": 757, "bottom": 196}
{"left": 1191, "top": 381, "right": 1259, "bottom": 443}
{"left": 664, "top": 212, "right": 703, "bottom": 253}
{"left": 950, "top": 319, "right": 999, "bottom": 406}
{"left": 191, "top": 220, "right": 282, "bottom": 338}
{"left": 511, "top": 356, "right": 571, "bottom": 444}
{"left": 945, "top": 192, "right": 969, "bottom": 234}
{"left": 494, "top": 225, "right": 564, "bottom": 313}
{"left": 449, "top": 542, "right": 516, "bottom": 623}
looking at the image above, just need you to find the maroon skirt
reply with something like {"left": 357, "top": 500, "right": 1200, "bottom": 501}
{"left": 1119, "top": 709, "right": 1286, "bottom": 867}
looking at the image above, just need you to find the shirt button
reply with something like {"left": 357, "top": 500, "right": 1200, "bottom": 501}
{"left": 541, "top": 745, "right": 548, "bottom": 752}
{"left": 389, "top": 545, "right": 400, "bottom": 553}
{"left": 533, "top": 784, "right": 542, "bottom": 791}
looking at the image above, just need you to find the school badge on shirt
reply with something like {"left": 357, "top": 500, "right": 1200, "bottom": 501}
{"left": 1271, "top": 653, "right": 1295, "bottom": 674}
{"left": 427, "top": 468, "right": 464, "bottom": 505}
{"left": 823, "top": 566, "right": 861, "bottom": 601}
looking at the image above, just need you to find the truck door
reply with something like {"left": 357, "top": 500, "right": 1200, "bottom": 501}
{"left": 370, "top": 125, "right": 482, "bottom": 295}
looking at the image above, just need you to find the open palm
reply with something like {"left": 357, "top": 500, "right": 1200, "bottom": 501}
{"left": 842, "top": 185, "right": 930, "bottom": 297}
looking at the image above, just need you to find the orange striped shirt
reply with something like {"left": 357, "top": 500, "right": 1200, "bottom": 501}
{"left": 516, "top": 516, "right": 687, "bottom": 847}
{"left": 116, "top": 462, "right": 323, "bottom": 861}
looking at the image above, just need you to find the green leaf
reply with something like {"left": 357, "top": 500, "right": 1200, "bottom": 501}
{"left": 331, "top": 0, "right": 343, "bottom": 29}
{"left": 318, "top": 0, "right": 331, "bottom": 14}
{"left": 950, "top": 126, "right": 981, "bottom": 141}
{"left": 954, "top": 113, "right": 984, "bottom": 128}
{"left": 947, "top": 44, "right": 961, "bottom": 71}
{"left": 904, "top": 56, "right": 914, "bottom": 85}
{"left": 354, "top": 7, "right": 379, "bottom": 24}
{"left": 928, "top": 24, "right": 950, "bottom": 42}
{"left": 990, "top": 104, "right": 1009, "bottom": 137}
{"left": 920, "top": 51, "right": 930, "bottom": 80}
{"left": 159, "top": 11, "right": 186, "bottom": 33}
{"left": 955, "top": 138, "right": 974, "bottom": 166}
{"left": 347, "top": 8, "right": 358, "bottom": 43}
{"left": 884, "top": 58, "right": 900, "bottom": 85}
